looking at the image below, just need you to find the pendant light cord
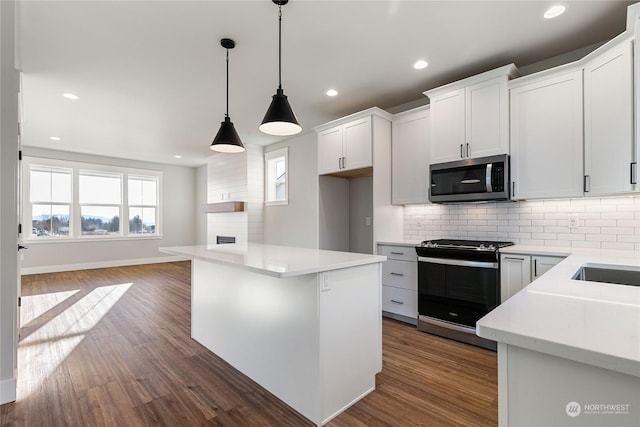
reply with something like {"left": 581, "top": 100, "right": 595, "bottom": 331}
{"left": 225, "top": 48, "right": 229, "bottom": 118}
{"left": 278, "top": 4, "right": 282, "bottom": 90}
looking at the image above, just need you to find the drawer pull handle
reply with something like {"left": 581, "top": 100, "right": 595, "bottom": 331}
{"left": 449, "top": 312, "right": 458, "bottom": 317}
{"left": 390, "top": 272, "right": 404, "bottom": 276}
{"left": 504, "top": 257, "right": 525, "bottom": 261}
{"left": 390, "top": 252, "right": 404, "bottom": 255}
{"left": 390, "top": 299, "right": 404, "bottom": 305}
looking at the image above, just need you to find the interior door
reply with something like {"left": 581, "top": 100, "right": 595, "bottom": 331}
{"left": 17, "top": 72, "right": 24, "bottom": 332}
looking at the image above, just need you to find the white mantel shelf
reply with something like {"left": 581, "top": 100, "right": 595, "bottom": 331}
{"left": 160, "top": 243, "right": 386, "bottom": 278}
{"left": 201, "top": 201, "right": 245, "bottom": 213}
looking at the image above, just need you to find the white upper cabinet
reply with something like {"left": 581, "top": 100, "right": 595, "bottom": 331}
{"left": 584, "top": 36, "right": 634, "bottom": 196}
{"left": 317, "top": 116, "right": 372, "bottom": 175}
{"left": 509, "top": 68, "right": 584, "bottom": 200}
{"left": 391, "top": 106, "right": 430, "bottom": 205}
{"left": 424, "top": 64, "right": 518, "bottom": 164}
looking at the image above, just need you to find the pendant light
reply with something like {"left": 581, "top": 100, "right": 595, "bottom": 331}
{"left": 211, "top": 38, "right": 245, "bottom": 153}
{"left": 259, "top": 0, "right": 302, "bottom": 136}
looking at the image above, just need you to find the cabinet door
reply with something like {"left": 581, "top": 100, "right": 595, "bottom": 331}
{"left": 317, "top": 126, "right": 344, "bottom": 175}
{"left": 531, "top": 256, "right": 563, "bottom": 280}
{"left": 510, "top": 70, "right": 584, "bottom": 199}
{"left": 584, "top": 38, "right": 634, "bottom": 196}
{"left": 466, "top": 77, "right": 508, "bottom": 158}
{"left": 430, "top": 88, "right": 466, "bottom": 163}
{"left": 391, "top": 107, "right": 430, "bottom": 205}
{"left": 500, "top": 255, "right": 531, "bottom": 303}
{"left": 342, "top": 116, "right": 372, "bottom": 171}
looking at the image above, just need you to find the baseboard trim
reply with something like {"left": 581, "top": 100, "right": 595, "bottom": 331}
{"left": 21, "top": 255, "right": 189, "bottom": 275}
{"left": 1, "top": 377, "right": 16, "bottom": 405}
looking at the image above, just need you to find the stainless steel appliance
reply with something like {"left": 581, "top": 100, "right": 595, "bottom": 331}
{"left": 415, "top": 239, "right": 513, "bottom": 351}
{"left": 429, "top": 154, "right": 510, "bottom": 203}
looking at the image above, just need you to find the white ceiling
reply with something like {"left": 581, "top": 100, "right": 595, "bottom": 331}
{"left": 17, "top": 0, "right": 635, "bottom": 167}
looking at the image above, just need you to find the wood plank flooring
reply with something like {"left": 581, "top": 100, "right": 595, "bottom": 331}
{"left": 1, "top": 262, "right": 497, "bottom": 426}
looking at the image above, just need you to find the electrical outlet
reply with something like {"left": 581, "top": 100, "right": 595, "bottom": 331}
{"left": 320, "top": 272, "right": 330, "bottom": 292}
{"left": 569, "top": 215, "right": 579, "bottom": 229}
{"left": 365, "top": 216, "right": 371, "bottom": 226}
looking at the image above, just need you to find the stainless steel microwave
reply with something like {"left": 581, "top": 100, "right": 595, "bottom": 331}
{"left": 429, "top": 154, "right": 510, "bottom": 203}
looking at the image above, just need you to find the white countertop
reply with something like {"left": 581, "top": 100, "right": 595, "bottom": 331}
{"left": 160, "top": 244, "right": 386, "bottom": 278}
{"left": 377, "top": 240, "right": 422, "bottom": 248}
{"left": 477, "top": 248, "right": 640, "bottom": 377}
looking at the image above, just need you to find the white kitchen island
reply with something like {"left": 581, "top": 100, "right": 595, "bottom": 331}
{"left": 160, "top": 244, "right": 386, "bottom": 426}
{"left": 477, "top": 248, "right": 640, "bottom": 426}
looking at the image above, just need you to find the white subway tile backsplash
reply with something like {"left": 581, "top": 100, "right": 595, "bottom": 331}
{"left": 404, "top": 195, "right": 640, "bottom": 249}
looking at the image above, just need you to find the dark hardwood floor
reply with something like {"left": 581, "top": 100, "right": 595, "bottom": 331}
{"left": 1, "top": 262, "right": 497, "bottom": 426}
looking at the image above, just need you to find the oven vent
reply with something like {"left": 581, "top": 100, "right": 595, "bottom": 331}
{"left": 216, "top": 235, "right": 236, "bottom": 244}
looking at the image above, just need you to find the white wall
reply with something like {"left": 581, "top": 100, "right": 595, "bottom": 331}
{"left": 195, "top": 164, "right": 208, "bottom": 245}
{"left": 404, "top": 195, "right": 640, "bottom": 250}
{"left": 0, "top": 0, "right": 18, "bottom": 404}
{"left": 263, "top": 133, "right": 318, "bottom": 249}
{"left": 20, "top": 147, "right": 198, "bottom": 273}
{"left": 206, "top": 144, "right": 263, "bottom": 245}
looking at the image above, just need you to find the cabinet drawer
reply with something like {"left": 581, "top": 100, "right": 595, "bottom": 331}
{"left": 382, "top": 260, "right": 417, "bottom": 290}
{"left": 377, "top": 245, "right": 417, "bottom": 262}
{"left": 382, "top": 285, "right": 418, "bottom": 319}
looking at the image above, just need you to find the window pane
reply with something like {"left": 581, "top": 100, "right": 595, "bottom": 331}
{"left": 129, "top": 207, "right": 156, "bottom": 234}
{"left": 30, "top": 168, "right": 71, "bottom": 203}
{"left": 30, "top": 170, "right": 51, "bottom": 202}
{"left": 51, "top": 170, "right": 72, "bottom": 202}
{"left": 128, "top": 178, "right": 157, "bottom": 205}
{"left": 79, "top": 173, "right": 121, "bottom": 204}
{"left": 81, "top": 206, "right": 120, "bottom": 235}
{"left": 31, "top": 204, "right": 69, "bottom": 237}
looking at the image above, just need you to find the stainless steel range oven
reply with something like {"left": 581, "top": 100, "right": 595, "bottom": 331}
{"left": 415, "top": 239, "right": 513, "bottom": 351}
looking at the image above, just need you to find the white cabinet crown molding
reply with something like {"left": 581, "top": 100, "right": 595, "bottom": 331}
{"left": 313, "top": 106, "right": 392, "bottom": 133}
{"left": 423, "top": 63, "right": 519, "bottom": 99}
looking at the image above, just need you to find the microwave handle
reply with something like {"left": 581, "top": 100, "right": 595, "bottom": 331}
{"left": 486, "top": 163, "right": 493, "bottom": 193}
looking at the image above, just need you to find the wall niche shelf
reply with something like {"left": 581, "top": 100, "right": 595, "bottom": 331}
{"left": 201, "top": 201, "right": 245, "bottom": 213}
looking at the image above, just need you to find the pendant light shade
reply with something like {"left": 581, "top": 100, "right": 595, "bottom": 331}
{"left": 211, "top": 38, "right": 245, "bottom": 153}
{"left": 260, "top": 0, "right": 302, "bottom": 136}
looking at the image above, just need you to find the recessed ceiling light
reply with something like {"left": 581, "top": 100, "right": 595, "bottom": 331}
{"left": 174, "top": 155, "right": 182, "bottom": 159}
{"left": 544, "top": 5, "right": 566, "bottom": 19}
{"left": 326, "top": 89, "right": 338, "bottom": 97}
{"left": 414, "top": 60, "right": 429, "bottom": 70}
{"left": 62, "top": 93, "right": 79, "bottom": 100}
{"left": 49, "top": 136, "right": 61, "bottom": 141}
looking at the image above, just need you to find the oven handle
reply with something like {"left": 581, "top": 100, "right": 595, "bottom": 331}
{"left": 418, "top": 256, "right": 498, "bottom": 269}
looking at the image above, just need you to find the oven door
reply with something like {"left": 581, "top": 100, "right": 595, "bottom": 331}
{"left": 417, "top": 257, "right": 500, "bottom": 327}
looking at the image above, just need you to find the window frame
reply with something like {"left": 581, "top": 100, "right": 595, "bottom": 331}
{"left": 23, "top": 156, "right": 163, "bottom": 242}
{"left": 264, "top": 147, "right": 288, "bottom": 206}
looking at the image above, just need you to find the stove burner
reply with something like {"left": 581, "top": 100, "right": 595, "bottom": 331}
{"left": 416, "top": 239, "right": 514, "bottom": 262}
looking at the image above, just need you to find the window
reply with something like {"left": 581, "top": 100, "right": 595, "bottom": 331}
{"left": 29, "top": 167, "right": 72, "bottom": 238}
{"left": 79, "top": 172, "right": 122, "bottom": 236}
{"left": 128, "top": 176, "right": 158, "bottom": 235}
{"left": 264, "top": 147, "right": 288, "bottom": 205}
{"left": 24, "top": 157, "right": 162, "bottom": 241}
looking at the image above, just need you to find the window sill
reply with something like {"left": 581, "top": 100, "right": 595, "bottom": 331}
{"left": 265, "top": 200, "right": 289, "bottom": 207}
{"left": 24, "top": 235, "right": 163, "bottom": 244}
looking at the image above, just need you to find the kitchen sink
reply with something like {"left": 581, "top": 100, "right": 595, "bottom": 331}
{"left": 572, "top": 264, "right": 640, "bottom": 287}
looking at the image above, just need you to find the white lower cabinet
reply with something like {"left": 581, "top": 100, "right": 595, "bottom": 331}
{"left": 378, "top": 244, "right": 417, "bottom": 324}
{"left": 500, "top": 253, "right": 565, "bottom": 303}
